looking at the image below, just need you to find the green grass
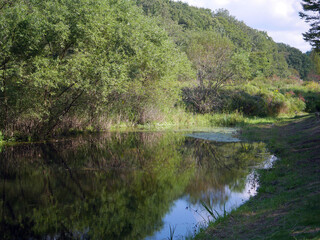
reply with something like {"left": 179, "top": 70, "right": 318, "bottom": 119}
{"left": 2, "top": 77, "right": 319, "bottom": 143}
{"left": 193, "top": 114, "right": 320, "bottom": 240}
{"left": 0, "top": 111, "right": 288, "bottom": 145}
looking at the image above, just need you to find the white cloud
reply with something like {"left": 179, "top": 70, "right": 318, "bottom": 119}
{"left": 175, "top": 0, "right": 311, "bottom": 52}
{"left": 269, "top": 30, "right": 311, "bottom": 53}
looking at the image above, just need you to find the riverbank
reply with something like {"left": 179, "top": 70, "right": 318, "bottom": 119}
{"left": 194, "top": 113, "right": 320, "bottom": 239}
{"left": 0, "top": 111, "right": 286, "bottom": 144}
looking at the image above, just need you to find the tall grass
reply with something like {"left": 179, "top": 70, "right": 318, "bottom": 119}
{"left": 167, "top": 225, "right": 176, "bottom": 240}
{"left": 200, "top": 201, "right": 228, "bottom": 221}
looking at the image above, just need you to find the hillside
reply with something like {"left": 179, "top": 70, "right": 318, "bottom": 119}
{"left": 135, "top": 0, "right": 315, "bottom": 79}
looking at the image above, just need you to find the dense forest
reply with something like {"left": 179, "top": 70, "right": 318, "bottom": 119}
{"left": 1, "top": 0, "right": 320, "bottom": 141}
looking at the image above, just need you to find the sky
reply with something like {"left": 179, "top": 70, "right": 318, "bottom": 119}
{"left": 176, "top": 0, "right": 311, "bottom": 52}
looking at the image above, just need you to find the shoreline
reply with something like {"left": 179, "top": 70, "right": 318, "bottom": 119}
{"left": 194, "top": 114, "right": 320, "bottom": 239}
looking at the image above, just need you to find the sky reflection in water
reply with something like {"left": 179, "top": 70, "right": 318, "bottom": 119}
{"left": 147, "top": 170, "right": 259, "bottom": 240}
{"left": 0, "top": 131, "right": 272, "bottom": 240}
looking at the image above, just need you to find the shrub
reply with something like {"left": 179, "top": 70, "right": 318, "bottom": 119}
{"left": 181, "top": 86, "right": 222, "bottom": 114}
{"left": 225, "top": 91, "right": 268, "bottom": 117}
{"left": 304, "top": 81, "right": 320, "bottom": 91}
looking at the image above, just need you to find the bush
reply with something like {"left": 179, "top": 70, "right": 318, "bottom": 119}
{"left": 181, "top": 86, "right": 222, "bottom": 114}
{"left": 303, "top": 94, "right": 320, "bottom": 112}
{"left": 181, "top": 85, "right": 308, "bottom": 118}
{"left": 224, "top": 91, "right": 268, "bottom": 117}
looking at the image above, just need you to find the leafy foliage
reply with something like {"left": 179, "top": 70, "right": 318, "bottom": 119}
{"left": 1, "top": 0, "right": 319, "bottom": 139}
{"left": 278, "top": 43, "right": 313, "bottom": 79}
{"left": 0, "top": 0, "right": 193, "bottom": 139}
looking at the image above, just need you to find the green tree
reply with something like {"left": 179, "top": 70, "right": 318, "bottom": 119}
{"left": 182, "top": 31, "right": 236, "bottom": 113}
{"left": 310, "top": 50, "right": 320, "bottom": 74}
{"left": 211, "top": 9, "right": 289, "bottom": 78}
{"left": 186, "top": 31, "right": 235, "bottom": 88}
{"left": 0, "top": 0, "right": 44, "bottom": 134}
{"left": 277, "top": 43, "right": 312, "bottom": 79}
{"left": 299, "top": 0, "right": 320, "bottom": 51}
{"left": 0, "top": 0, "right": 193, "bottom": 139}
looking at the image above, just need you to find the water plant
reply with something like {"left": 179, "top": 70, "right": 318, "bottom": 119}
{"left": 167, "top": 225, "right": 176, "bottom": 240}
{"left": 200, "top": 201, "right": 228, "bottom": 221}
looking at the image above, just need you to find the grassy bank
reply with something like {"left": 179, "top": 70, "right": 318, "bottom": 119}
{"left": 2, "top": 77, "right": 319, "bottom": 142}
{"left": 194, "top": 113, "right": 320, "bottom": 239}
{"left": 1, "top": 110, "right": 283, "bottom": 143}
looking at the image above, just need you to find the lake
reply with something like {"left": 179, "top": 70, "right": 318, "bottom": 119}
{"left": 0, "top": 130, "right": 273, "bottom": 239}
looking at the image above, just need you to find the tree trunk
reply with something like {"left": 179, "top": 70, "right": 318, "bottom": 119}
{"left": 197, "top": 70, "right": 204, "bottom": 88}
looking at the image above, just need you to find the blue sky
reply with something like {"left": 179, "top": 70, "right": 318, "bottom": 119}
{"left": 176, "top": 0, "right": 311, "bottom": 52}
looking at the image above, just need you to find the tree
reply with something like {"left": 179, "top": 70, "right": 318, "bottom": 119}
{"left": 0, "top": 0, "right": 44, "bottom": 134}
{"left": 311, "top": 50, "right": 320, "bottom": 74}
{"left": 182, "top": 31, "right": 235, "bottom": 113}
{"left": 299, "top": 0, "right": 320, "bottom": 51}
{"left": 0, "top": 0, "right": 193, "bottom": 139}
{"left": 186, "top": 31, "right": 234, "bottom": 89}
{"left": 277, "top": 43, "right": 312, "bottom": 79}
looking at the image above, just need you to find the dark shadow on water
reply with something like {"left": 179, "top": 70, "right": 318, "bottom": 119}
{"left": 0, "top": 131, "right": 271, "bottom": 240}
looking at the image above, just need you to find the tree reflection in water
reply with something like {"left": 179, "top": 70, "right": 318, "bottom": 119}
{"left": 0, "top": 132, "right": 270, "bottom": 239}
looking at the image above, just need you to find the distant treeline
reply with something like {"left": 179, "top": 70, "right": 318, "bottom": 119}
{"left": 0, "top": 0, "right": 319, "bottom": 140}
{"left": 136, "top": 0, "right": 319, "bottom": 80}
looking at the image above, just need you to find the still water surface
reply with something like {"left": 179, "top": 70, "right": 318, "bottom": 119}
{"left": 0, "top": 130, "right": 272, "bottom": 239}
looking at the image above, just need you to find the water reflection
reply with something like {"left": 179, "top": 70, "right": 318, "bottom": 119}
{"left": 0, "top": 131, "right": 271, "bottom": 239}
